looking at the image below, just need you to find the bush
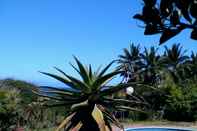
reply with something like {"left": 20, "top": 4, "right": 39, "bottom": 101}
{"left": 0, "top": 89, "right": 23, "bottom": 130}
{"left": 163, "top": 83, "right": 197, "bottom": 121}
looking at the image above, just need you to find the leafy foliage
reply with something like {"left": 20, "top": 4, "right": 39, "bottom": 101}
{"left": 0, "top": 79, "right": 63, "bottom": 130}
{"left": 34, "top": 57, "right": 144, "bottom": 131}
{"left": 163, "top": 79, "right": 197, "bottom": 121}
{"left": 0, "top": 79, "right": 38, "bottom": 130}
{"left": 134, "top": 0, "right": 197, "bottom": 44}
{"left": 118, "top": 43, "right": 197, "bottom": 121}
{"left": 0, "top": 78, "right": 38, "bottom": 104}
{"left": 0, "top": 88, "right": 22, "bottom": 130}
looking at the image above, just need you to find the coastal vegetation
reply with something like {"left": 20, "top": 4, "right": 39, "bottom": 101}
{"left": 0, "top": 44, "right": 197, "bottom": 130}
{"left": 118, "top": 43, "right": 197, "bottom": 121}
{"left": 1, "top": 1, "right": 197, "bottom": 130}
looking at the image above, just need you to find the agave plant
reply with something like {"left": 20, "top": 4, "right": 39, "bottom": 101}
{"left": 32, "top": 57, "right": 144, "bottom": 131}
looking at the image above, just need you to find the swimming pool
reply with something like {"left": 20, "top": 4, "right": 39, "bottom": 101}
{"left": 125, "top": 127, "right": 195, "bottom": 131}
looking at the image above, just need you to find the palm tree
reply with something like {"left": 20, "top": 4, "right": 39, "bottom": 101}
{"left": 32, "top": 57, "right": 144, "bottom": 131}
{"left": 135, "top": 47, "right": 168, "bottom": 118}
{"left": 118, "top": 45, "right": 166, "bottom": 120}
{"left": 140, "top": 46, "right": 162, "bottom": 85}
{"left": 162, "top": 44, "right": 188, "bottom": 69}
{"left": 177, "top": 52, "right": 197, "bottom": 83}
{"left": 187, "top": 52, "right": 197, "bottom": 78}
{"left": 161, "top": 44, "right": 189, "bottom": 82}
{"left": 117, "top": 44, "right": 142, "bottom": 83}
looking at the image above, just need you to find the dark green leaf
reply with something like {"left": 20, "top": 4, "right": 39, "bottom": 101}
{"left": 175, "top": 0, "right": 192, "bottom": 23}
{"left": 63, "top": 73, "right": 90, "bottom": 93}
{"left": 92, "top": 71, "right": 120, "bottom": 90}
{"left": 100, "top": 82, "right": 141, "bottom": 96}
{"left": 115, "top": 106, "right": 145, "bottom": 113}
{"left": 31, "top": 90, "right": 64, "bottom": 101}
{"left": 88, "top": 64, "right": 93, "bottom": 81}
{"left": 39, "top": 86, "right": 80, "bottom": 93}
{"left": 144, "top": 24, "right": 162, "bottom": 35}
{"left": 170, "top": 10, "right": 180, "bottom": 26}
{"left": 54, "top": 67, "right": 67, "bottom": 76}
{"left": 39, "top": 72, "right": 81, "bottom": 91}
{"left": 73, "top": 56, "right": 90, "bottom": 84}
{"left": 143, "top": 0, "right": 156, "bottom": 7}
{"left": 104, "top": 98, "right": 149, "bottom": 106}
{"left": 159, "top": 26, "right": 185, "bottom": 45}
{"left": 98, "top": 61, "right": 114, "bottom": 77}
{"left": 190, "top": 3, "right": 197, "bottom": 18}
{"left": 191, "top": 29, "right": 197, "bottom": 40}
{"left": 160, "top": 0, "right": 173, "bottom": 17}
{"left": 40, "top": 90, "right": 80, "bottom": 100}
{"left": 133, "top": 14, "right": 145, "bottom": 21}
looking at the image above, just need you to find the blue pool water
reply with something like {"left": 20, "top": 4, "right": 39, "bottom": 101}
{"left": 125, "top": 127, "right": 194, "bottom": 131}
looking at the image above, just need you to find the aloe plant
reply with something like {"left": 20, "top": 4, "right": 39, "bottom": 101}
{"left": 33, "top": 57, "right": 143, "bottom": 131}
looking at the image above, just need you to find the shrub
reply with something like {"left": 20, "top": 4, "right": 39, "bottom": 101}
{"left": 163, "top": 83, "right": 197, "bottom": 121}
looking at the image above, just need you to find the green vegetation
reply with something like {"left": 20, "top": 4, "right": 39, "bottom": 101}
{"left": 0, "top": 79, "right": 65, "bottom": 130}
{"left": 1, "top": 1, "right": 197, "bottom": 131}
{"left": 0, "top": 44, "right": 197, "bottom": 130}
{"left": 34, "top": 57, "right": 144, "bottom": 131}
{"left": 0, "top": 88, "right": 22, "bottom": 130}
{"left": 0, "top": 79, "right": 38, "bottom": 130}
{"left": 118, "top": 43, "right": 197, "bottom": 122}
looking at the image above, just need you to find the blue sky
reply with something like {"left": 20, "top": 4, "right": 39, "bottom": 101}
{"left": 0, "top": 0, "right": 197, "bottom": 86}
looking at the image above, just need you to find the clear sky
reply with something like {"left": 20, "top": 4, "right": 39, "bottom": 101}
{"left": 0, "top": 0, "right": 197, "bottom": 86}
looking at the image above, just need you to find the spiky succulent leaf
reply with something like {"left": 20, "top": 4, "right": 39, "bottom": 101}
{"left": 98, "top": 105, "right": 123, "bottom": 129}
{"left": 103, "top": 98, "right": 149, "bottom": 106}
{"left": 88, "top": 64, "right": 93, "bottom": 81}
{"left": 39, "top": 72, "right": 82, "bottom": 91}
{"left": 31, "top": 90, "right": 63, "bottom": 101}
{"left": 39, "top": 86, "right": 80, "bottom": 93}
{"left": 100, "top": 82, "right": 139, "bottom": 96}
{"left": 63, "top": 73, "right": 91, "bottom": 93}
{"left": 98, "top": 61, "right": 114, "bottom": 77}
{"left": 115, "top": 105, "right": 145, "bottom": 113}
{"left": 73, "top": 56, "right": 90, "bottom": 84}
{"left": 92, "top": 71, "right": 121, "bottom": 90}
{"left": 53, "top": 67, "right": 91, "bottom": 92}
{"left": 53, "top": 66, "right": 67, "bottom": 77}
{"left": 35, "top": 57, "right": 145, "bottom": 131}
{"left": 71, "top": 100, "right": 89, "bottom": 111}
{"left": 55, "top": 113, "right": 76, "bottom": 131}
{"left": 91, "top": 105, "right": 107, "bottom": 131}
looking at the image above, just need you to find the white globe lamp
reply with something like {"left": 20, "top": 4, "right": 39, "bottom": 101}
{"left": 126, "top": 86, "right": 134, "bottom": 95}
